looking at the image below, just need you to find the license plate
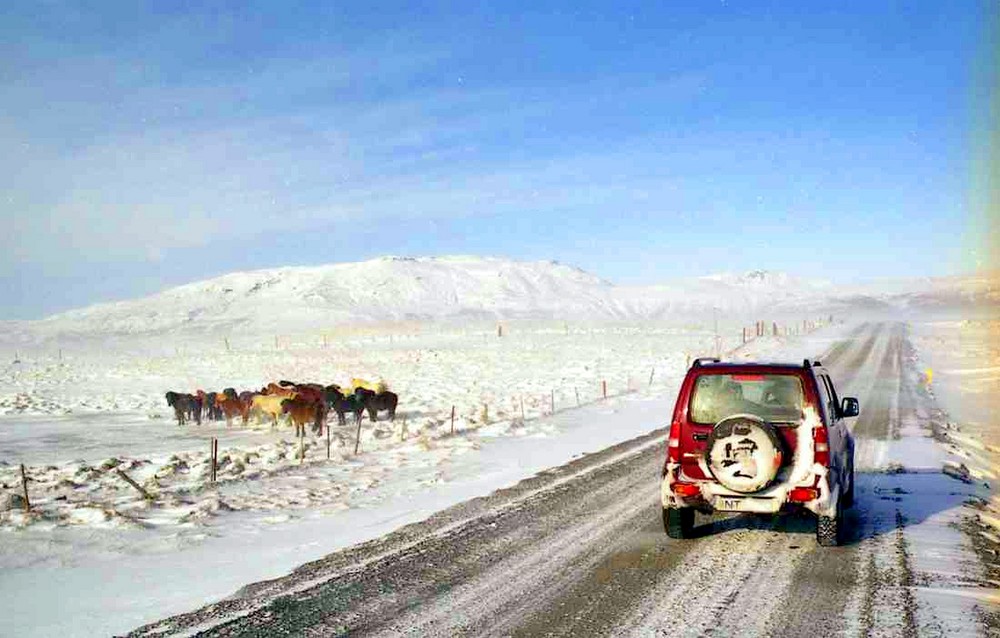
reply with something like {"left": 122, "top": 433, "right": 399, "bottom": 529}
{"left": 715, "top": 497, "right": 746, "bottom": 511}
{"left": 713, "top": 496, "right": 777, "bottom": 513}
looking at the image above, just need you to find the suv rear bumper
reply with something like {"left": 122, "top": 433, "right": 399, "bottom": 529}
{"left": 661, "top": 461, "right": 838, "bottom": 517}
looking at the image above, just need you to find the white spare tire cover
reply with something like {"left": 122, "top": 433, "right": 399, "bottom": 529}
{"left": 706, "top": 415, "right": 784, "bottom": 494}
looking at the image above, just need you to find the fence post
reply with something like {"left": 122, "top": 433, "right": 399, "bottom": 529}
{"left": 210, "top": 438, "right": 218, "bottom": 482}
{"left": 520, "top": 396, "right": 525, "bottom": 420}
{"left": 450, "top": 405, "right": 456, "bottom": 434}
{"left": 117, "top": 469, "right": 153, "bottom": 501}
{"left": 19, "top": 464, "right": 30, "bottom": 512}
{"left": 648, "top": 367, "right": 655, "bottom": 388}
{"left": 354, "top": 414, "right": 364, "bottom": 455}
{"left": 602, "top": 380, "right": 607, "bottom": 399}
{"left": 550, "top": 389, "right": 555, "bottom": 414}
{"left": 575, "top": 387, "right": 580, "bottom": 406}
{"left": 327, "top": 421, "right": 331, "bottom": 459}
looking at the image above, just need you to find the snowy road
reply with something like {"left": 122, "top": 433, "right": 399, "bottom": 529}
{"left": 130, "top": 322, "right": 998, "bottom": 637}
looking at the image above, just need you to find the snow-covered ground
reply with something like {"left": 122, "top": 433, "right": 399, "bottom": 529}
{"left": 909, "top": 318, "right": 1000, "bottom": 553}
{"left": 0, "top": 317, "right": 995, "bottom": 637}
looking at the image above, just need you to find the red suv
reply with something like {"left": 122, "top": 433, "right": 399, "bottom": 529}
{"left": 661, "top": 358, "right": 858, "bottom": 546}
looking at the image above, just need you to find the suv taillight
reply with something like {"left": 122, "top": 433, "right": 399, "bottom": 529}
{"left": 813, "top": 425, "right": 830, "bottom": 466}
{"left": 668, "top": 420, "right": 681, "bottom": 462}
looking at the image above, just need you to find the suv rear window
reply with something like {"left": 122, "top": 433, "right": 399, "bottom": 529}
{"left": 689, "top": 373, "right": 804, "bottom": 425}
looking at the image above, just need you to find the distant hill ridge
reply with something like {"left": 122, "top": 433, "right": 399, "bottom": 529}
{"left": 14, "top": 256, "right": 997, "bottom": 339}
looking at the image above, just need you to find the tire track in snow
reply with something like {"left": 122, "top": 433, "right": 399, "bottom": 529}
{"left": 832, "top": 323, "right": 936, "bottom": 638}
{"left": 608, "top": 532, "right": 780, "bottom": 637}
{"left": 819, "top": 321, "right": 873, "bottom": 372}
{"left": 839, "top": 478, "right": 920, "bottom": 638}
{"left": 831, "top": 322, "right": 888, "bottom": 393}
{"left": 769, "top": 322, "right": 919, "bottom": 638}
{"left": 368, "top": 468, "right": 667, "bottom": 637}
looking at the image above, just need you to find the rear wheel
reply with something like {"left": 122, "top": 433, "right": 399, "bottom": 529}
{"left": 664, "top": 507, "right": 695, "bottom": 539}
{"left": 816, "top": 499, "right": 842, "bottom": 546}
{"left": 842, "top": 462, "right": 855, "bottom": 509}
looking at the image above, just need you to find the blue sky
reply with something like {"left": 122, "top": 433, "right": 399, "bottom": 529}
{"left": 0, "top": 1, "right": 993, "bottom": 318}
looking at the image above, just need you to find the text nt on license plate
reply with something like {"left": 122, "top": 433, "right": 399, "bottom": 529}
{"left": 716, "top": 497, "right": 743, "bottom": 511}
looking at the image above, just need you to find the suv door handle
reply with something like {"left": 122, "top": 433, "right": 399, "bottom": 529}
{"left": 693, "top": 433, "right": 709, "bottom": 442}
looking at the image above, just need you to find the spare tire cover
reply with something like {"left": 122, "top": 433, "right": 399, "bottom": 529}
{"left": 705, "top": 415, "right": 784, "bottom": 494}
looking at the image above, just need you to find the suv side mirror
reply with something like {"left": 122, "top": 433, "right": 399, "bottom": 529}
{"left": 841, "top": 397, "right": 859, "bottom": 418}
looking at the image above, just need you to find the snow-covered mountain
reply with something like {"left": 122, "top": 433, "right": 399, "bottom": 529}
{"left": 7, "top": 256, "right": 997, "bottom": 342}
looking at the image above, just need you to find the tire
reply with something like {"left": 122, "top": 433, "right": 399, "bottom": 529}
{"left": 705, "top": 415, "right": 784, "bottom": 494}
{"left": 816, "top": 499, "right": 842, "bottom": 547}
{"left": 664, "top": 507, "right": 695, "bottom": 540}
{"left": 842, "top": 461, "right": 855, "bottom": 509}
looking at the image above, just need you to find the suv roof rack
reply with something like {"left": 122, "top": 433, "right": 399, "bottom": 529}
{"left": 692, "top": 357, "right": 721, "bottom": 368}
{"left": 802, "top": 359, "right": 811, "bottom": 368}
{"left": 813, "top": 360, "right": 822, "bottom": 367}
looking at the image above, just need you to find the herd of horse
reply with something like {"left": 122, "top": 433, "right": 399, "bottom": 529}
{"left": 164, "top": 380, "right": 399, "bottom": 436}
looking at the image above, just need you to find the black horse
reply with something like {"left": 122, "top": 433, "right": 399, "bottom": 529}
{"left": 204, "top": 392, "right": 224, "bottom": 421}
{"left": 323, "top": 385, "right": 366, "bottom": 426}
{"left": 165, "top": 391, "right": 201, "bottom": 426}
{"left": 354, "top": 388, "right": 398, "bottom": 422}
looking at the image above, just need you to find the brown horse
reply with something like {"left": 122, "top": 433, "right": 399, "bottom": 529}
{"left": 216, "top": 393, "right": 248, "bottom": 426}
{"left": 281, "top": 397, "right": 324, "bottom": 437}
{"left": 264, "top": 383, "right": 297, "bottom": 399}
